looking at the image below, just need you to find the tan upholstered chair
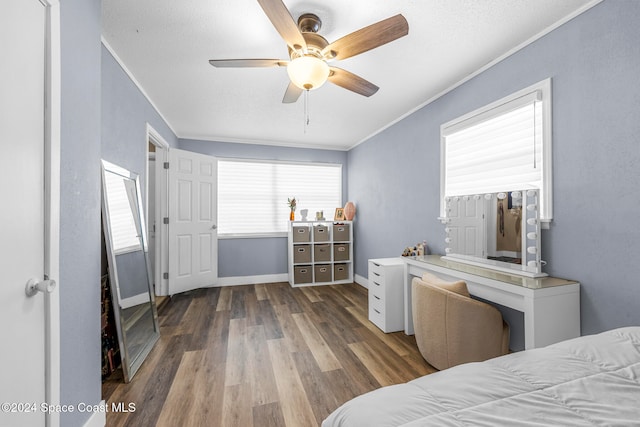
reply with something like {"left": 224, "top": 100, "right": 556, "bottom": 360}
{"left": 412, "top": 272, "right": 510, "bottom": 370}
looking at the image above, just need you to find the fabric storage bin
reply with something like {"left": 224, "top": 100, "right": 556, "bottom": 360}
{"left": 333, "top": 224, "right": 350, "bottom": 242}
{"left": 313, "top": 224, "right": 330, "bottom": 242}
{"left": 314, "top": 244, "right": 331, "bottom": 262}
{"left": 292, "top": 225, "right": 311, "bottom": 242}
{"left": 334, "top": 263, "right": 349, "bottom": 281}
{"left": 293, "top": 244, "right": 311, "bottom": 263}
{"left": 314, "top": 264, "right": 332, "bottom": 282}
{"left": 333, "top": 243, "right": 350, "bottom": 261}
{"left": 293, "top": 265, "right": 312, "bottom": 284}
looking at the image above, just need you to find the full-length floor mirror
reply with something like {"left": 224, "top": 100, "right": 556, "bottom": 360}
{"left": 101, "top": 160, "right": 159, "bottom": 382}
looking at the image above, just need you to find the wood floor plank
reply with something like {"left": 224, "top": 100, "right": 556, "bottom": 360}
{"left": 155, "top": 350, "right": 204, "bottom": 426}
{"left": 348, "top": 341, "right": 410, "bottom": 386}
{"left": 292, "top": 312, "right": 342, "bottom": 372}
{"left": 222, "top": 383, "right": 253, "bottom": 427}
{"left": 225, "top": 317, "right": 248, "bottom": 386}
{"left": 267, "top": 338, "right": 318, "bottom": 427}
{"left": 246, "top": 324, "right": 279, "bottom": 406}
{"left": 292, "top": 350, "right": 343, "bottom": 424}
{"left": 216, "top": 286, "right": 232, "bottom": 312}
{"left": 103, "top": 282, "right": 435, "bottom": 427}
{"left": 252, "top": 402, "right": 286, "bottom": 427}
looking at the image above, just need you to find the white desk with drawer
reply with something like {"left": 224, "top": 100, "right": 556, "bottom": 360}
{"left": 404, "top": 255, "right": 581, "bottom": 349}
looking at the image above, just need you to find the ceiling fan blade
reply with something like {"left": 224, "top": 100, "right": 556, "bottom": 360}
{"left": 208, "top": 59, "right": 287, "bottom": 68}
{"left": 282, "top": 81, "right": 303, "bottom": 103}
{"left": 322, "top": 14, "right": 408, "bottom": 61}
{"left": 257, "top": 0, "right": 307, "bottom": 53}
{"left": 328, "top": 67, "right": 379, "bottom": 97}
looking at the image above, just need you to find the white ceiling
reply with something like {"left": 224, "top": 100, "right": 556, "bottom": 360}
{"left": 102, "top": 0, "right": 596, "bottom": 151}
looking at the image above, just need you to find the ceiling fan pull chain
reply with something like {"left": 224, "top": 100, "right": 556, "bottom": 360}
{"left": 304, "top": 90, "right": 310, "bottom": 133}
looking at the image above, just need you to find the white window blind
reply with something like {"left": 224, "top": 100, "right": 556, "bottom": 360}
{"left": 440, "top": 79, "right": 552, "bottom": 220}
{"left": 218, "top": 159, "right": 342, "bottom": 236}
{"left": 104, "top": 172, "right": 143, "bottom": 254}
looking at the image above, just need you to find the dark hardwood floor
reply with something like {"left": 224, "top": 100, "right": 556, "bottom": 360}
{"left": 102, "top": 282, "right": 436, "bottom": 427}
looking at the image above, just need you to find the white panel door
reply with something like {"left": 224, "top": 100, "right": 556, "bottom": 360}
{"left": 168, "top": 149, "right": 218, "bottom": 294}
{"left": 0, "top": 1, "right": 50, "bottom": 425}
{"left": 447, "top": 196, "right": 485, "bottom": 257}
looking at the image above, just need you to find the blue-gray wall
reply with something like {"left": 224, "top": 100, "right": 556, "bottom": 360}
{"left": 101, "top": 45, "right": 179, "bottom": 198}
{"left": 59, "top": 0, "right": 102, "bottom": 425}
{"left": 179, "top": 139, "right": 348, "bottom": 278}
{"left": 348, "top": 0, "right": 640, "bottom": 350}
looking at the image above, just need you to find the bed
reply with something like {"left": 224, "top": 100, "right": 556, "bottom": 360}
{"left": 323, "top": 327, "right": 640, "bottom": 426}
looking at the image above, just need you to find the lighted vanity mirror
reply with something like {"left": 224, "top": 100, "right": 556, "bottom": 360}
{"left": 442, "top": 189, "right": 546, "bottom": 277}
{"left": 101, "top": 160, "right": 160, "bottom": 382}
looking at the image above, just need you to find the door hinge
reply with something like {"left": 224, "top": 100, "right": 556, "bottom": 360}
{"left": 163, "top": 162, "right": 169, "bottom": 169}
{"left": 163, "top": 272, "right": 169, "bottom": 280}
{"left": 163, "top": 217, "right": 169, "bottom": 224}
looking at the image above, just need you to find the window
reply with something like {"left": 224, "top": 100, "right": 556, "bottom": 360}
{"left": 218, "top": 159, "right": 342, "bottom": 236}
{"left": 103, "top": 172, "right": 143, "bottom": 254}
{"left": 440, "top": 79, "right": 552, "bottom": 221}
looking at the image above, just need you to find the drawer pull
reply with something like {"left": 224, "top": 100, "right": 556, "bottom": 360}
{"left": 373, "top": 263, "right": 380, "bottom": 267}
{"left": 297, "top": 248, "right": 305, "bottom": 252}
{"left": 374, "top": 295, "right": 381, "bottom": 300}
{"left": 374, "top": 309, "right": 380, "bottom": 314}
{"left": 373, "top": 281, "right": 381, "bottom": 286}
{"left": 373, "top": 272, "right": 380, "bottom": 277}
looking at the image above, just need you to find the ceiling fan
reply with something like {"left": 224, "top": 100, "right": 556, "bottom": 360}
{"left": 209, "top": 0, "right": 409, "bottom": 103}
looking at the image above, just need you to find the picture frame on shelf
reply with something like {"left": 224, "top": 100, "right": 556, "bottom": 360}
{"left": 334, "top": 208, "right": 345, "bottom": 220}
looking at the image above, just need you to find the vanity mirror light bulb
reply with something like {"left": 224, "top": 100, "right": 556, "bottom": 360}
{"left": 527, "top": 218, "right": 537, "bottom": 225}
{"left": 511, "top": 191, "right": 522, "bottom": 199}
{"left": 527, "top": 204, "right": 537, "bottom": 211}
{"left": 484, "top": 193, "right": 493, "bottom": 200}
{"left": 445, "top": 227, "right": 451, "bottom": 233}
{"left": 497, "top": 192, "right": 507, "bottom": 200}
{"left": 527, "top": 246, "right": 537, "bottom": 254}
{"left": 445, "top": 237, "right": 452, "bottom": 243}
{"left": 527, "top": 190, "right": 537, "bottom": 197}
{"left": 445, "top": 247, "right": 452, "bottom": 253}
{"left": 527, "top": 232, "right": 537, "bottom": 240}
{"left": 462, "top": 195, "right": 470, "bottom": 201}
{"left": 473, "top": 194, "right": 481, "bottom": 200}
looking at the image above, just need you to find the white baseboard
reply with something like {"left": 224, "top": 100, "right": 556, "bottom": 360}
{"left": 82, "top": 400, "right": 106, "bottom": 427}
{"left": 217, "top": 273, "right": 289, "bottom": 287}
{"left": 119, "top": 293, "right": 150, "bottom": 309}
{"left": 354, "top": 274, "right": 368, "bottom": 289}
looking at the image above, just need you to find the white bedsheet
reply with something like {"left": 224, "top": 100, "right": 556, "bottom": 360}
{"left": 323, "top": 327, "right": 640, "bottom": 426}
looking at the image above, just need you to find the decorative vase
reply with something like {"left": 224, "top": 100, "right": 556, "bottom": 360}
{"left": 344, "top": 201, "right": 356, "bottom": 221}
{"left": 290, "top": 210, "right": 295, "bottom": 221}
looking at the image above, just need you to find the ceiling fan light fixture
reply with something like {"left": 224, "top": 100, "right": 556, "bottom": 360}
{"left": 287, "top": 56, "right": 330, "bottom": 91}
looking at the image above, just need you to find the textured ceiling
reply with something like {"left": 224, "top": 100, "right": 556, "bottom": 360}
{"left": 102, "top": 0, "right": 597, "bottom": 150}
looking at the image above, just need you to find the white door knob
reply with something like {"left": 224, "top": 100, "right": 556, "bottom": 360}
{"left": 25, "top": 278, "right": 56, "bottom": 297}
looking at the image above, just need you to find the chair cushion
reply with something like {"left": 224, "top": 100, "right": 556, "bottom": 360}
{"left": 421, "top": 272, "right": 470, "bottom": 298}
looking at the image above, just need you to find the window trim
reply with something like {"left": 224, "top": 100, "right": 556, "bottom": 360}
{"left": 439, "top": 78, "right": 553, "bottom": 223}
{"left": 217, "top": 157, "right": 343, "bottom": 238}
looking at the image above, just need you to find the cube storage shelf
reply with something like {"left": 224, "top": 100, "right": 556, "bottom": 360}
{"left": 288, "top": 220, "right": 354, "bottom": 287}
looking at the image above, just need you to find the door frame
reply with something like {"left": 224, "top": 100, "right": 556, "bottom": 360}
{"left": 43, "top": 1, "right": 61, "bottom": 426}
{"left": 146, "top": 124, "right": 170, "bottom": 295}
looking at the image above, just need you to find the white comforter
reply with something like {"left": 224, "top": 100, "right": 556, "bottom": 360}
{"left": 323, "top": 327, "right": 640, "bottom": 426}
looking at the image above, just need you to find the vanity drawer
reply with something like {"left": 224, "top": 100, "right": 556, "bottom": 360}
{"left": 367, "top": 258, "right": 405, "bottom": 333}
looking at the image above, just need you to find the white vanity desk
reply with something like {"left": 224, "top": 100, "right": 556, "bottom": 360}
{"left": 404, "top": 255, "right": 580, "bottom": 349}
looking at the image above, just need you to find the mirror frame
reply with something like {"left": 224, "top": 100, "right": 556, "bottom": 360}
{"left": 101, "top": 160, "right": 160, "bottom": 382}
{"left": 442, "top": 189, "right": 546, "bottom": 278}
